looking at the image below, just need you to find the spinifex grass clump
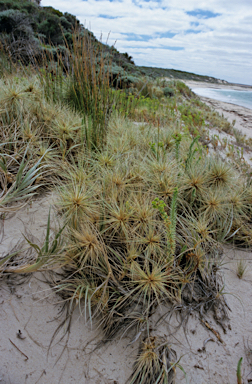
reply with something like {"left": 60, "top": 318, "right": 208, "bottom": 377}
{"left": 0, "top": 147, "right": 45, "bottom": 211}
{"left": 0, "top": 74, "right": 90, "bottom": 216}
{"left": 0, "top": 77, "right": 47, "bottom": 212}
{"left": 1, "top": 63, "right": 252, "bottom": 382}
{"left": 42, "top": 114, "right": 251, "bottom": 384}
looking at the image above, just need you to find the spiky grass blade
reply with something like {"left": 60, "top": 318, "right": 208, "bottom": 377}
{"left": 237, "top": 357, "right": 243, "bottom": 384}
{"left": 0, "top": 150, "right": 46, "bottom": 211}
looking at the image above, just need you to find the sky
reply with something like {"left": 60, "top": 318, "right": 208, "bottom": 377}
{"left": 41, "top": 0, "right": 252, "bottom": 85}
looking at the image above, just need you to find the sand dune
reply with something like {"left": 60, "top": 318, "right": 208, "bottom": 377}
{"left": 1, "top": 94, "right": 252, "bottom": 384}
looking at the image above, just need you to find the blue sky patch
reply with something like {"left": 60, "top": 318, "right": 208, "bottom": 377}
{"left": 185, "top": 29, "right": 201, "bottom": 34}
{"left": 187, "top": 9, "right": 221, "bottom": 19}
{"left": 99, "top": 14, "right": 118, "bottom": 19}
{"left": 141, "top": 0, "right": 162, "bottom": 2}
{"left": 157, "top": 31, "right": 176, "bottom": 39}
{"left": 165, "top": 46, "right": 184, "bottom": 51}
{"left": 131, "top": 0, "right": 142, "bottom": 8}
{"left": 122, "top": 33, "right": 151, "bottom": 41}
{"left": 122, "top": 31, "right": 176, "bottom": 43}
{"left": 145, "top": 46, "right": 184, "bottom": 51}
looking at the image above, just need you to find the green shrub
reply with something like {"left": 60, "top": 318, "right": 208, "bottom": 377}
{"left": 163, "top": 86, "right": 175, "bottom": 97}
{"left": 175, "top": 80, "right": 194, "bottom": 98}
{"left": 0, "top": 9, "right": 30, "bottom": 36}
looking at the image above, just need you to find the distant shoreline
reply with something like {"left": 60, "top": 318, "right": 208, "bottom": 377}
{"left": 184, "top": 80, "right": 252, "bottom": 91}
{"left": 183, "top": 80, "right": 252, "bottom": 139}
{"left": 191, "top": 88, "right": 252, "bottom": 111}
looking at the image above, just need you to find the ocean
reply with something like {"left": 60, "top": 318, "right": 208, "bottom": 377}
{"left": 192, "top": 88, "right": 252, "bottom": 110}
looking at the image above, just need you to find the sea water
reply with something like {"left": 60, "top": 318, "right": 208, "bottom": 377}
{"left": 192, "top": 88, "right": 252, "bottom": 110}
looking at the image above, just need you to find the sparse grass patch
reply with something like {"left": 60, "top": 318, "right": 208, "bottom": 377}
{"left": 236, "top": 259, "right": 249, "bottom": 279}
{"left": 233, "top": 128, "right": 247, "bottom": 147}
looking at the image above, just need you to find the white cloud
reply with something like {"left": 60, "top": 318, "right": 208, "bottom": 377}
{"left": 41, "top": 0, "right": 252, "bottom": 84}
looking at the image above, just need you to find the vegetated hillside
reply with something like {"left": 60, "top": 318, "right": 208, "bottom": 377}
{"left": 137, "top": 66, "right": 227, "bottom": 83}
{"left": 0, "top": 0, "right": 224, "bottom": 84}
{"left": 0, "top": 0, "right": 136, "bottom": 70}
{"left": 0, "top": 0, "right": 87, "bottom": 46}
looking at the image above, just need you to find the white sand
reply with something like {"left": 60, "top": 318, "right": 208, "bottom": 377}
{"left": 184, "top": 80, "right": 252, "bottom": 92}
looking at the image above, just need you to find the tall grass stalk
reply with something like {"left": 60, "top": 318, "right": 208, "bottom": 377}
{"left": 66, "top": 33, "right": 113, "bottom": 150}
{"left": 38, "top": 32, "right": 116, "bottom": 150}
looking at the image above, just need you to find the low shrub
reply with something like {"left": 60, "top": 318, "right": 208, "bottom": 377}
{"left": 163, "top": 86, "right": 175, "bottom": 97}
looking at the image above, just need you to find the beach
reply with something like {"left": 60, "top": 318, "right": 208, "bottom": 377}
{"left": 185, "top": 80, "right": 252, "bottom": 139}
{"left": 1, "top": 83, "right": 252, "bottom": 384}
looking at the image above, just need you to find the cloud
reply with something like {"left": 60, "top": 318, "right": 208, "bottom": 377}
{"left": 41, "top": 0, "right": 252, "bottom": 84}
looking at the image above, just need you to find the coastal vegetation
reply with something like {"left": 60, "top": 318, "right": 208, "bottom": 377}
{"left": 0, "top": 1, "right": 252, "bottom": 382}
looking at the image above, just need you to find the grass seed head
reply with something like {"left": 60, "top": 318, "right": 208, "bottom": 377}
{"left": 207, "top": 158, "right": 235, "bottom": 189}
{"left": 129, "top": 259, "right": 177, "bottom": 304}
{"left": 68, "top": 224, "right": 103, "bottom": 266}
{"left": 56, "top": 182, "right": 99, "bottom": 228}
{"left": 200, "top": 189, "right": 229, "bottom": 223}
{"left": 181, "top": 164, "right": 208, "bottom": 201}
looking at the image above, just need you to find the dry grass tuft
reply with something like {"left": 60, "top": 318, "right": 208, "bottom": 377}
{"left": 236, "top": 259, "right": 249, "bottom": 279}
{"left": 130, "top": 336, "right": 177, "bottom": 384}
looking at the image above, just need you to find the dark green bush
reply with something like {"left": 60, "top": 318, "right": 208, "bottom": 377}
{"left": 0, "top": 0, "right": 82, "bottom": 46}
{"left": 38, "top": 16, "right": 62, "bottom": 44}
{"left": 0, "top": 0, "right": 22, "bottom": 11}
{"left": 43, "top": 6, "right": 63, "bottom": 17}
{"left": 59, "top": 16, "right": 72, "bottom": 30}
{"left": 64, "top": 12, "right": 80, "bottom": 26}
{"left": 0, "top": 9, "right": 30, "bottom": 35}
{"left": 163, "top": 86, "right": 175, "bottom": 97}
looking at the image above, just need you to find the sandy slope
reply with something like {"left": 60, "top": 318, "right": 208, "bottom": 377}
{"left": 1, "top": 198, "right": 252, "bottom": 384}
{"left": 1, "top": 96, "right": 252, "bottom": 384}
